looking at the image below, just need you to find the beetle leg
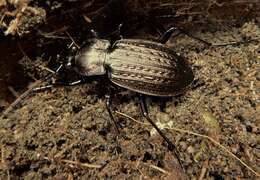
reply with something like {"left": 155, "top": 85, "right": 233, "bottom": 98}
{"left": 32, "top": 64, "right": 64, "bottom": 92}
{"left": 33, "top": 79, "right": 83, "bottom": 92}
{"left": 109, "top": 23, "right": 124, "bottom": 44}
{"left": 159, "top": 27, "right": 212, "bottom": 46}
{"left": 105, "top": 94, "right": 120, "bottom": 134}
{"left": 139, "top": 95, "right": 183, "bottom": 166}
{"left": 139, "top": 95, "right": 174, "bottom": 150}
{"left": 159, "top": 100, "right": 167, "bottom": 112}
{"left": 159, "top": 27, "right": 181, "bottom": 44}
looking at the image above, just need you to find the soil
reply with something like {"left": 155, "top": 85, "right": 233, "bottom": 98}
{"left": 0, "top": 1, "right": 259, "bottom": 179}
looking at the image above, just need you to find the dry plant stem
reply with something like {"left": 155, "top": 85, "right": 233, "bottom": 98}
{"left": 60, "top": 159, "right": 102, "bottom": 169}
{"left": 115, "top": 111, "right": 149, "bottom": 125}
{"left": 149, "top": 164, "right": 169, "bottom": 174}
{"left": 198, "top": 160, "right": 208, "bottom": 180}
{"left": 1, "top": 146, "right": 10, "bottom": 180}
{"left": 115, "top": 111, "right": 260, "bottom": 177}
{"left": 38, "top": 65, "right": 56, "bottom": 74}
{"left": 0, "top": 80, "right": 44, "bottom": 119}
{"left": 54, "top": 141, "right": 78, "bottom": 159}
{"left": 65, "top": 31, "right": 80, "bottom": 49}
{"left": 40, "top": 35, "right": 69, "bottom": 39}
{"left": 83, "top": 14, "right": 92, "bottom": 23}
{"left": 7, "top": 86, "right": 19, "bottom": 98}
{"left": 43, "top": 156, "right": 102, "bottom": 169}
{"left": 0, "top": 43, "right": 45, "bottom": 118}
{"left": 39, "top": 26, "right": 69, "bottom": 39}
{"left": 166, "top": 127, "right": 260, "bottom": 177}
{"left": 1, "top": 43, "right": 57, "bottom": 118}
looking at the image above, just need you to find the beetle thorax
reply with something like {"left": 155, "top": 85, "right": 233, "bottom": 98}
{"left": 74, "top": 39, "right": 110, "bottom": 76}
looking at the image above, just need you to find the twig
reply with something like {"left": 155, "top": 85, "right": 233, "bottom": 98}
{"left": 40, "top": 35, "right": 69, "bottom": 39}
{"left": 1, "top": 43, "right": 56, "bottom": 119}
{"left": 149, "top": 164, "right": 169, "bottom": 174}
{"left": 115, "top": 111, "right": 149, "bottom": 125}
{"left": 7, "top": 86, "right": 19, "bottom": 98}
{"left": 39, "top": 26, "right": 69, "bottom": 39}
{"left": 60, "top": 159, "right": 102, "bottom": 169}
{"left": 38, "top": 65, "right": 56, "bottom": 74}
{"left": 0, "top": 62, "right": 56, "bottom": 119}
{"left": 43, "top": 156, "right": 102, "bottom": 169}
{"left": 116, "top": 111, "right": 260, "bottom": 177}
{"left": 166, "top": 127, "right": 260, "bottom": 177}
{"left": 1, "top": 146, "right": 10, "bottom": 180}
{"left": 1, "top": 146, "right": 4, "bottom": 165}
{"left": 65, "top": 31, "right": 80, "bottom": 49}
{"left": 54, "top": 141, "right": 78, "bottom": 159}
{"left": 82, "top": 14, "right": 92, "bottom": 23}
{"left": 198, "top": 160, "right": 208, "bottom": 180}
{"left": 0, "top": 13, "right": 6, "bottom": 25}
{"left": 0, "top": 80, "right": 44, "bottom": 119}
{"left": 17, "top": 42, "right": 30, "bottom": 59}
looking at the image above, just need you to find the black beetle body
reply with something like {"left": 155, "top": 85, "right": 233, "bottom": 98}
{"left": 74, "top": 38, "right": 194, "bottom": 97}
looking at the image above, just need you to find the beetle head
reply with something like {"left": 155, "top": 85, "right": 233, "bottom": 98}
{"left": 74, "top": 38, "right": 110, "bottom": 76}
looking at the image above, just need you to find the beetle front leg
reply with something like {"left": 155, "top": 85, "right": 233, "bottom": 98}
{"left": 33, "top": 79, "right": 83, "bottom": 92}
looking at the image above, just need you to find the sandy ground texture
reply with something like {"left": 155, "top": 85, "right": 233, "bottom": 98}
{"left": 0, "top": 21, "right": 259, "bottom": 179}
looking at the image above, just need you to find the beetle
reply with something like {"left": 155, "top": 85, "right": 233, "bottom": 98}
{"left": 65, "top": 26, "right": 193, "bottom": 156}
{"left": 33, "top": 26, "right": 195, "bottom": 165}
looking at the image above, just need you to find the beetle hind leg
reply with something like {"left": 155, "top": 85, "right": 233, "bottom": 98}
{"left": 159, "top": 27, "right": 181, "bottom": 44}
{"left": 139, "top": 95, "right": 183, "bottom": 166}
{"left": 139, "top": 95, "right": 174, "bottom": 150}
{"left": 159, "top": 27, "right": 212, "bottom": 46}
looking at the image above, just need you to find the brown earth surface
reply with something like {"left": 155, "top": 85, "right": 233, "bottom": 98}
{"left": 0, "top": 1, "right": 259, "bottom": 179}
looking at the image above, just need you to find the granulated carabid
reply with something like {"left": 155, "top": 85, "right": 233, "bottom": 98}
{"left": 35, "top": 27, "right": 195, "bottom": 169}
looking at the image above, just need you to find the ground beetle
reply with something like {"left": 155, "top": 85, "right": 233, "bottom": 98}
{"left": 34, "top": 26, "right": 196, "bottom": 166}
